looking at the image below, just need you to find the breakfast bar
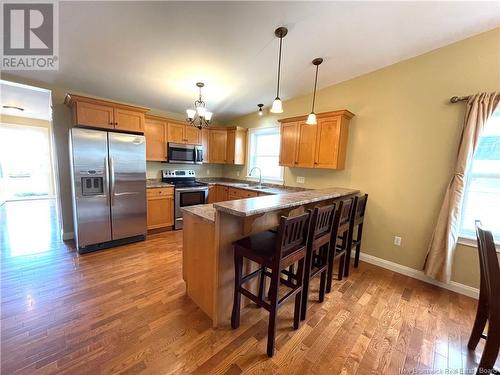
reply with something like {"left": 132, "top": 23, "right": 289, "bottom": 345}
{"left": 182, "top": 187, "right": 359, "bottom": 327}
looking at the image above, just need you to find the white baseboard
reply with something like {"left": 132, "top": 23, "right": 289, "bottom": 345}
{"left": 62, "top": 231, "right": 74, "bottom": 240}
{"left": 356, "top": 252, "right": 479, "bottom": 299}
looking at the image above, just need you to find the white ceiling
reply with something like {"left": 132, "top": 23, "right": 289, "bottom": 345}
{"left": 0, "top": 81, "right": 52, "bottom": 120}
{"left": 7, "top": 1, "right": 500, "bottom": 121}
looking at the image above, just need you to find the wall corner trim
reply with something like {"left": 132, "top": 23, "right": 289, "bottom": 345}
{"left": 356, "top": 252, "right": 479, "bottom": 299}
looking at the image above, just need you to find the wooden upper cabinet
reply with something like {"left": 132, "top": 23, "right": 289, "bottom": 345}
{"left": 209, "top": 129, "right": 227, "bottom": 163}
{"left": 167, "top": 123, "right": 186, "bottom": 144}
{"left": 279, "top": 122, "right": 298, "bottom": 167}
{"left": 114, "top": 108, "right": 144, "bottom": 133}
{"left": 315, "top": 116, "right": 344, "bottom": 169}
{"left": 278, "top": 110, "right": 354, "bottom": 170}
{"left": 64, "top": 93, "right": 149, "bottom": 134}
{"left": 201, "top": 129, "right": 210, "bottom": 163}
{"left": 185, "top": 126, "right": 201, "bottom": 145}
{"left": 144, "top": 116, "right": 167, "bottom": 161}
{"left": 295, "top": 121, "right": 317, "bottom": 168}
{"left": 73, "top": 101, "right": 115, "bottom": 130}
{"left": 226, "top": 128, "right": 246, "bottom": 165}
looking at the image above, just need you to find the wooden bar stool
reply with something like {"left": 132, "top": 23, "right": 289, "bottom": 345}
{"left": 231, "top": 212, "right": 311, "bottom": 357}
{"left": 344, "top": 193, "right": 368, "bottom": 277}
{"left": 326, "top": 198, "right": 354, "bottom": 293}
{"left": 300, "top": 203, "right": 337, "bottom": 321}
{"left": 468, "top": 221, "right": 499, "bottom": 374}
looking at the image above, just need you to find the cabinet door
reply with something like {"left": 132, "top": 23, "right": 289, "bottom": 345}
{"left": 279, "top": 122, "right": 298, "bottom": 166}
{"left": 167, "top": 123, "right": 186, "bottom": 144}
{"left": 314, "top": 116, "right": 342, "bottom": 169}
{"left": 201, "top": 129, "right": 210, "bottom": 163}
{"left": 218, "top": 186, "right": 229, "bottom": 201}
{"left": 114, "top": 108, "right": 145, "bottom": 133}
{"left": 147, "top": 196, "right": 174, "bottom": 229}
{"left": 144, "top": 118, "right": 167, "bottom": 161}
{"left": 295, "top": 121, "right": 317, "bottom": 168}
{"left": 234, "top": 130, "right": 246, "bottom": 165}
{"left": 75, "top": 101, "right": 114, "bottom": 129}
{"left": 185, "top": 126, "right": 201, "bottom": 145}
{"left": 226, "top": 130, "right": 235, "bottom": 164}
{"left": 207, "top": 186, "right": 216, "bottom": 203}
{"left": 209, "top": 130, "right": 227, "bottom": 164}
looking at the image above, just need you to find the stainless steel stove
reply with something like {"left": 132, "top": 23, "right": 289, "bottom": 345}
{"left": 162, "top": 169, "right": 208, "bottom": 230}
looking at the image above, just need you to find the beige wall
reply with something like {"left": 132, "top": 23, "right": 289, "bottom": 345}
{"left": 223, "top": 28, "right": 500, "bottom": 289}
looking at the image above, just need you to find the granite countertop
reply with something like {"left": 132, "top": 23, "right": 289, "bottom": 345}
{"left": 182, "top": 204, "right": 216, "bottom": 223}
{"left": 146, "top": 180, "right": 174, "bottom": 189}
{"left": 213, "top": 187, "right": 359, "bottom": 217}
{"left": 197, "top": 178, "right": 309, "bottom": 195}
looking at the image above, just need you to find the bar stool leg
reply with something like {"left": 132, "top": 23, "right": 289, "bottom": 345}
{"left": 294, "top": 259, "right": 305, "bottom": 329}
{"left": 344, "top": 231, "right": 353, "bottom": 278}
{"left": 354, "top": 223, "right": 363, "bottom": 268}
{"left": 338, "top": 253, "right": 345, "bottom": 281}
{"left": 477, "top": 327, "right": 500, "bottom": 373}
{"left": 231, "top": 254, "right": 243, "bottom": 329}
{"left": 326, "top": 247, "right": 335, "bottom": 293}
{"left": 300, "top": 247, "right": 314, "bottom": 321}
{"left": 468, "top": 297, "right": 488, "bottom": 350}
{"left": 267, "top": 270, "right": 280, "bottom": 357}
{"left": 257, "top": 267, "right": 265, "bottom": 308}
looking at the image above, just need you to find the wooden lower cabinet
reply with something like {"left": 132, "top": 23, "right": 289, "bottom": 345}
{"left": 209, "top": 185, "right": 258, "bottom": 203}
{"left": 146, "top": 187, "right": 174, "bottom": 230}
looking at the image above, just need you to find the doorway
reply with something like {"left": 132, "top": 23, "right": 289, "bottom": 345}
{"left": 0, "top": 80, "right": 60, "bottom": 255}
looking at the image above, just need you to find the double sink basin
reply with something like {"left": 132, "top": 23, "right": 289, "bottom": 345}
{"left": 231, "top": 183, "right": 271, "bottom": 191}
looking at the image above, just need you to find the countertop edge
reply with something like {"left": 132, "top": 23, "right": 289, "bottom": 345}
{"left": 213, "top": 188, "right": 359, "bottom": 218}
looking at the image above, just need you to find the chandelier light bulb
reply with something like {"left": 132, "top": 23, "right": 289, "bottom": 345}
{"left": 186, "top": 109, "right": 196, "bottom": 120}
{"left": 204, "top": 111, "right": 213, "bottom": 121}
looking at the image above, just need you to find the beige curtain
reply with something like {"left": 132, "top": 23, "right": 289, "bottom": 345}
{"left": 424, "top": 92, "right": 500, "bottom": 282}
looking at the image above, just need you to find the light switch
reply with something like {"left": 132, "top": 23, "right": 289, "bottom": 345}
{"left": 394, "top": 236, "right": 402, "bottom": 246}
{"left": 296, "top": 176, "right": 305, "bottom": 184}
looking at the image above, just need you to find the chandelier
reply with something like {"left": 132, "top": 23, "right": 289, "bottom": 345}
{"left": 186, "top": 82, "right": 213, "bottom": 129}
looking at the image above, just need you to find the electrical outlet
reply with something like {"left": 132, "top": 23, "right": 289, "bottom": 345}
{"left": 206, "top": 169, "right": 210, "bottom": 175}
{"left": 296, "top": 176, "right": 305, "bottom": 184}
{"left": 236, "top": 171, "right": 240, "bottom": 177}
{"left": 394, "top": 236, "right": 402, "bottom": 246}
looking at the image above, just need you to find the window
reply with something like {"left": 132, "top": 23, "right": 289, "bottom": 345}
{"left": 247, "top": 126, "right": 283, "bottom": 182}
{"left": 459, "top": 109, "right": 500, "bottom": 243}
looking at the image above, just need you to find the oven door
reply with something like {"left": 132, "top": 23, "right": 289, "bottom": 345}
{"left": 174, "top": 187, "right": 208, "bottom": 229}
{"left": 168, "top": 143, "right": 196, "bottom": 164}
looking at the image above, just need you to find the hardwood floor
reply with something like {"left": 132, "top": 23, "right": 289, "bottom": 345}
{"left": 1, "top": 200, "right": 495, "bottom": 374}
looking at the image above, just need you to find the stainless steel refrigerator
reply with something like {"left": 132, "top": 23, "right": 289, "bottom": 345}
{"left": 69, "top": 128, "right": 147, "bottom": 253}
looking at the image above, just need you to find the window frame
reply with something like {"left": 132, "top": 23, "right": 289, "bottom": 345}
{"left": 246, "top": 126, "right": 284, "bottom": 183}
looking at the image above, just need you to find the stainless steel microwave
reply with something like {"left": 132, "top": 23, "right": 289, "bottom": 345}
{"left": 167, "top": 143, "right": 203, "bottom": 164}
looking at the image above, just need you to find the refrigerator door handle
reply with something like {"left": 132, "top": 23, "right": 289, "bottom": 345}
{"left": 109, "top": 156, "right": 115, "bottom": 206}
{"left": 104, "top": 156, "right": 110, "bottom": 205}
{"left": 114, "top": 192, "right": 140, "bottom": 197}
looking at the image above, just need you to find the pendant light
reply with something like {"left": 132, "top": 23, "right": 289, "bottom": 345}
{"left": 306, "top": 58, "right": 323, "bottom": 125}
{"left": 186, "top": 82, "right": 213, "bottom": 129}
{"left": 257, "top": 103, "right": 264, "bottom": 116}
{"left": 270, "top": 27, "right": 288, "bottom": 113}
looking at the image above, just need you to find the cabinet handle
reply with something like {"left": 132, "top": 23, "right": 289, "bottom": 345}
{"left": 109, "top": 122, "right": 113, "bottom": 125}
{"left": 114, "top": 122, "right": 118, "bottom": 126}
{"left": 314, "top": 162, "right": 318, "bottom": 165}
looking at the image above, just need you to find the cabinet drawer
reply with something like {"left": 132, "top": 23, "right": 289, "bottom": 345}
{"left": 147, "top": 187, "right": 173, "bottom": 198}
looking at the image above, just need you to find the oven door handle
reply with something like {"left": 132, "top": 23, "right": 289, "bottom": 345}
{"left": 175, "top": 187, "right": 209, "bottom": 192}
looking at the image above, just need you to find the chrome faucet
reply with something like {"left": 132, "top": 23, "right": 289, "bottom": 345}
{"left": 249, "top": 167, "right": 263, "bottom": 187}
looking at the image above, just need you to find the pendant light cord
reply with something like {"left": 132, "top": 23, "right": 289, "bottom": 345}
{"left": 276, "top": 35, "right": 283, "bottom": 98}
{"left": 311, "top": 64, "right": 319, "bottom": 112}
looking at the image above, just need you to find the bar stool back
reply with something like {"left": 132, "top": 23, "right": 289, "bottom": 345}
{"left": 300, "top": 203, "right": 337, "bottom": 321}
{"left": 326, "top": 197, "right": 354, "bottom": 293}
{"left": 231, "top": 212, "right": 311, "bottom": 357}
{"left": 344, "top": 193, "right": 368, "bottom": 277}
{"left": 468, "top": 221, "right": 499, "bottom": 374}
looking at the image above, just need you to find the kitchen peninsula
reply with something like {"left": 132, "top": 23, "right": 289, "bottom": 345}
{"left": 182, "top": 186, "right": 359, "bottom": 327}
